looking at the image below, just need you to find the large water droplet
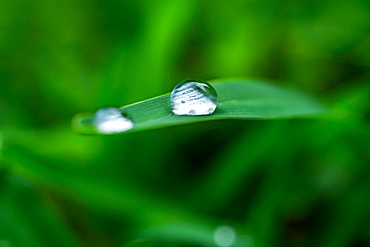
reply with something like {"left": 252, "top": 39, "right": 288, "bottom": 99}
{"left": 94, "top": 107, "right": 134, "bottom": 134}
{"left": 170, "top": 79, "right": 218, "bottom": 115}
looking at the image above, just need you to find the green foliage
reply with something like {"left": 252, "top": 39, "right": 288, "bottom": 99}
{"left": 0, "top": 0, "right": 369, "bottom": 247}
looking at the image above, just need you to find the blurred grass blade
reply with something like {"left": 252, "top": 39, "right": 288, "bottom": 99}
{"left": 137, "top": 222, "right": 215, "bottom": 247}
{"left": 188, "top": 121, "right": 286, "bottom": 212}
{"left": 72, "top": 79, "right": 326, "bottom": 134}
{"left": 0, "top": 172, "right": 79, "bottom": 247}
{"left": 315, "top": 178, "right": 370, "bottom": 247}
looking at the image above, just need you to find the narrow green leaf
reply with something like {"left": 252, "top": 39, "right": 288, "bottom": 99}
{"left": 73, "top": 79, "right": 325, "bottom": 134}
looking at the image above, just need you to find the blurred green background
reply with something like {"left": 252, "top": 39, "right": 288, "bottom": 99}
{"left": 0, "top": 0, "right": 370, "bottom": 246}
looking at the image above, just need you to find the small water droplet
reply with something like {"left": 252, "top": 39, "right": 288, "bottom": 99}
{"left": 170, "top": 79, "right": 218, "bottom": 115}
{"left": 94, "top": 107, "right": 134, "bottom": 134}
{"left": 213, "top": 225, "right": 236, "bottom": 247}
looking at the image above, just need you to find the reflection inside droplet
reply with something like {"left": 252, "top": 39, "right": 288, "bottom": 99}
{"left": 94, "top": 107, "right": 134, "bottom": 134}
{"left": 170, "top": 79, "right": 218, "bottom": 115}
{"left": 213, "top": 225, "right": 236, "bottom": 247}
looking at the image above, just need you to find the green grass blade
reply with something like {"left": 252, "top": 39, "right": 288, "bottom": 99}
{"left": 73, "top": 79, "right": 326, "bottom": 134}
{"left": 136, "top": 222, "right": 215, "bottom": 247}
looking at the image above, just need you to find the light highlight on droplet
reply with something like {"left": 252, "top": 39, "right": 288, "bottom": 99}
{"left": 170, "top": 79, "right": 218, "bottom": 116}
{"left": 94, "top": 107, "right": 134, "bottom": 134}
{"left": 213, "top": 225, "right": 236, "bottom": 247}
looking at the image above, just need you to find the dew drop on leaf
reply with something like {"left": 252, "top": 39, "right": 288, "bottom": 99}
{"left": 170, "top": 79, "right": 218, "bottom": 116}
{"left": 93, "top": 107, "right": 134, "bottom": 134}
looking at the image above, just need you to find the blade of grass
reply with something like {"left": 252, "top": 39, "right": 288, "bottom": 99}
{"left": 73, "top": 79, "right": 326, "bottom": 134}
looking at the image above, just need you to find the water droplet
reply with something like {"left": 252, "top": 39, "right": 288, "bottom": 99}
{"left": 72, "top": 107, "right": 134, "bottom": 134}
{"left": 170, "top": 79, "right": 218, "bottom": 115}
{"left": 94, "top": 107, "right": 134, "bottom": 134}
{"left": 213, "top": 225, "right": 236, "bottom": 247}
